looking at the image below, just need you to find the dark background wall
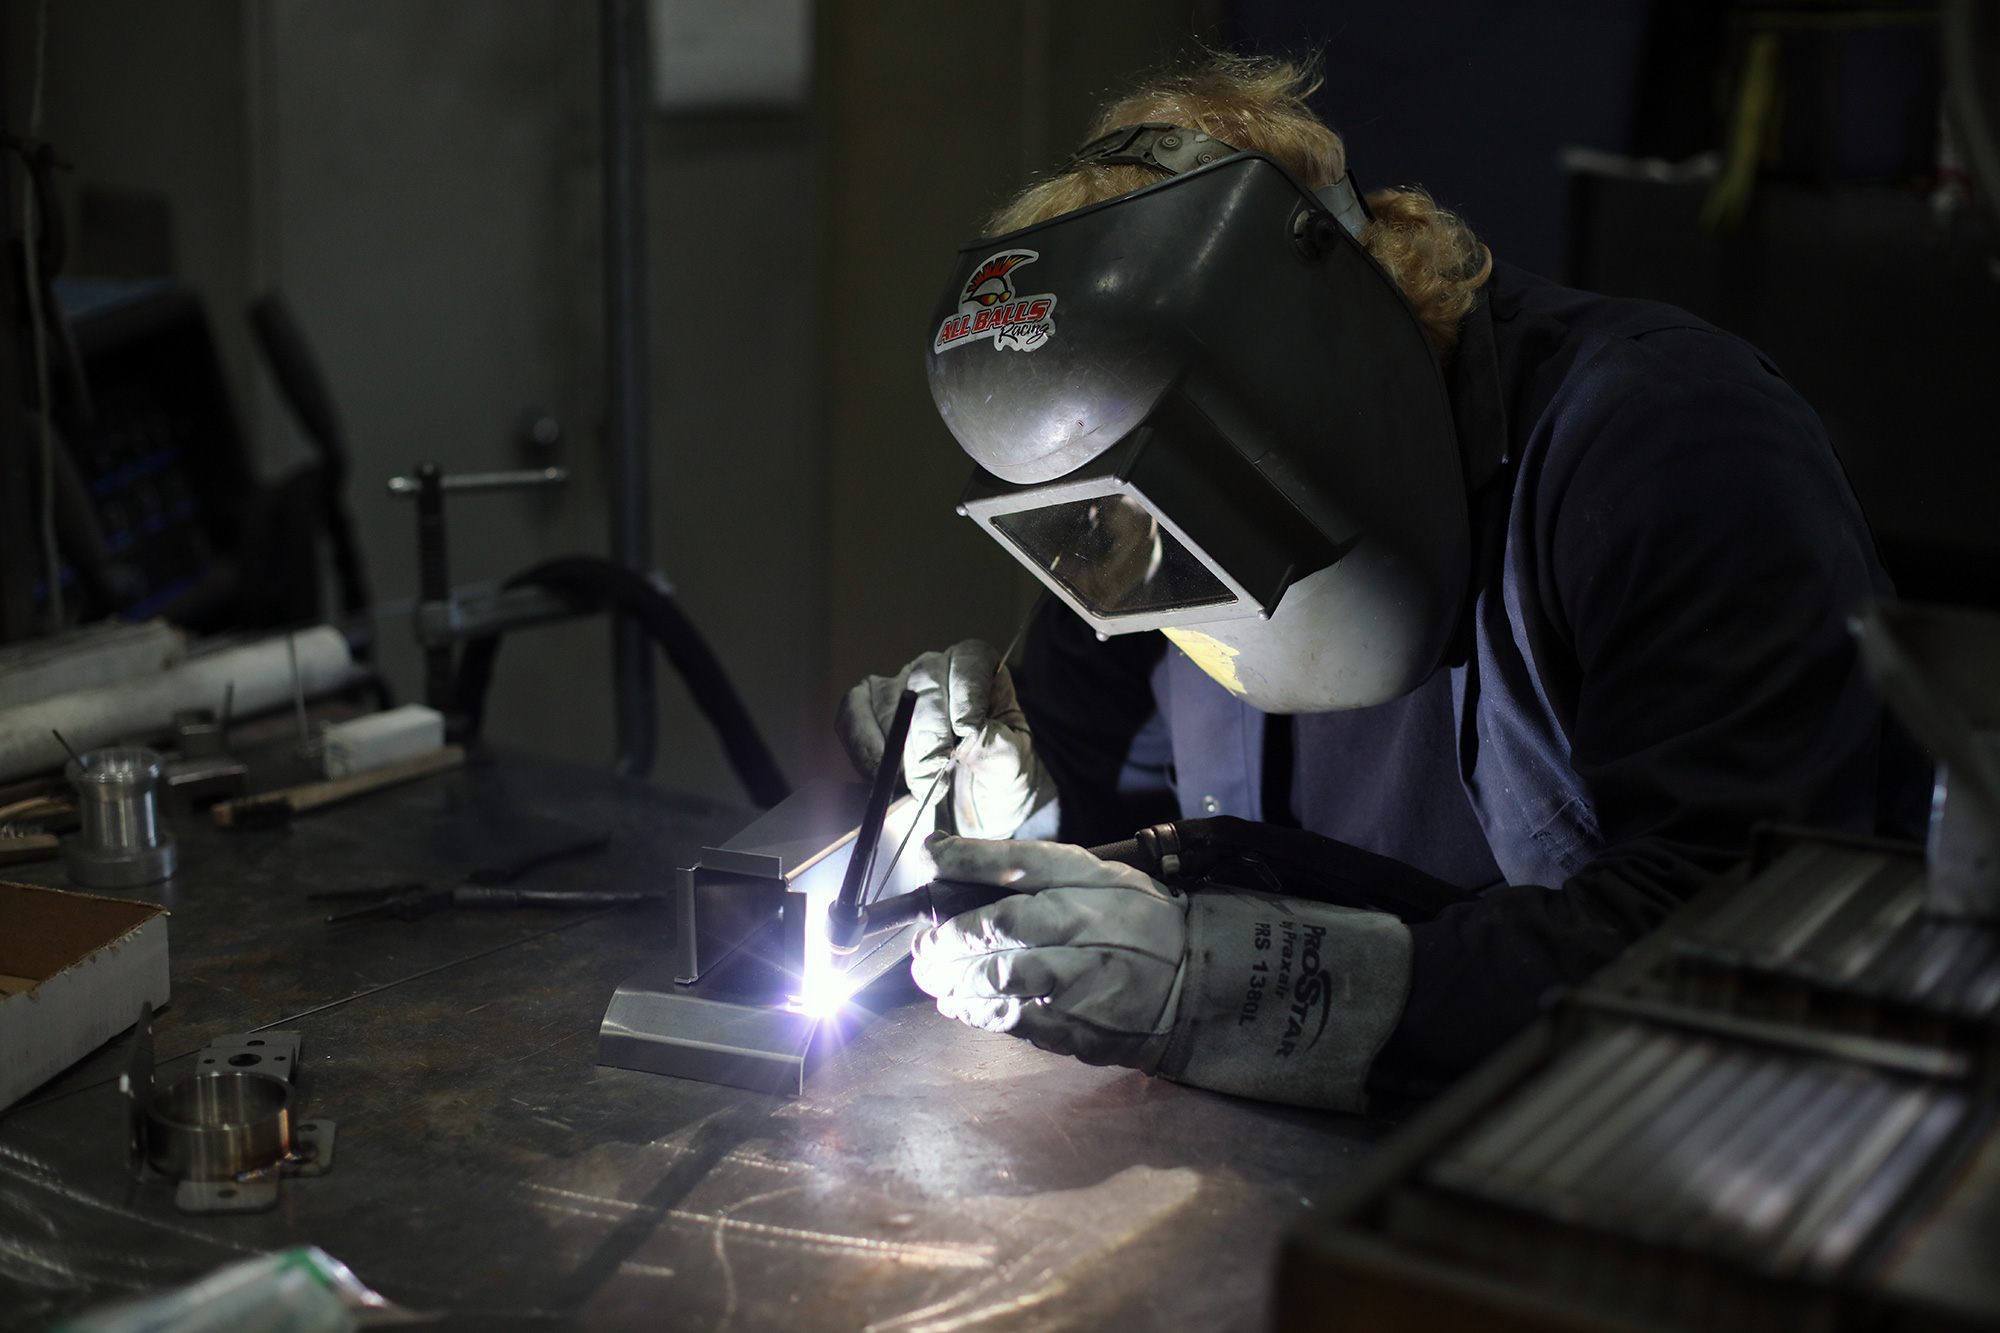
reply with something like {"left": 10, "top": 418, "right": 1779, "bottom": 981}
{"left": 1228, "top": 0, "right": 2000, "bottom": 588}
{"left": 6, "top": 0, "right": 1995, "bottom": 799}
{"left": 1226, "top": 0, "right": 1654, "bottom": 275}
{"left": 5, "top": 0, "right": 1216, "bottom": 802}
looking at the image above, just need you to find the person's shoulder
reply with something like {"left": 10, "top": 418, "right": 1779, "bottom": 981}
{"left": 1490, "top": 262, "right": 1791, "bottom": 409}
{"left": 1489, "top": 265, "right": 1844, "bottom": 523}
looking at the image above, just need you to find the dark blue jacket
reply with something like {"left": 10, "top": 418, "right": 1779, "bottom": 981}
{"left": 1017, "top": 263, "right": 1929, "bottom": 1088}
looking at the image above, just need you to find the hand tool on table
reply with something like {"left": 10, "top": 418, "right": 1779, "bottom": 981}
{"left": 0, "top": 832, "right": 59, "bottom": 866}
{"left": 0, "top": 788, "right": 76, "bottom": 832}
{"left": 311, "top": 881, "right": 663, "bottom": 924}
{"left": 213, "top": 745, "right": 466, "bottom": 829}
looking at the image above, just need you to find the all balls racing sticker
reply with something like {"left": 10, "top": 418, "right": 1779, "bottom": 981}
{"left": 934, "top": 249, "right": 1058, "bottom": 355}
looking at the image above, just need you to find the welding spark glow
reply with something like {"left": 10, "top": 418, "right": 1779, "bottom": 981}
{"left": 791, "top": 796, "right": 940, "bottom": 1020}
{"left": 793, "top": 888, "right": 859, "bottom": 1018}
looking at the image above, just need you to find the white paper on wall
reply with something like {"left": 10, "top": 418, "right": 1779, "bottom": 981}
{"left": 650, "top": 0, "right": 812, "bottom": 114}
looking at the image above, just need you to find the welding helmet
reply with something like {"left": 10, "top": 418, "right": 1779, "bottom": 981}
{"left": 925, "top": 124, "right": 1468, "bottom": 713}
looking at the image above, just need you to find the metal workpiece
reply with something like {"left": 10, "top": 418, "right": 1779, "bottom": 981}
{"left": 162, "top": 708, "right": 248, "bottom": 814}
{"left": 600, "top": 914, "right": 923, "bottom": 1097}
{"left": 607, "top": 778, "right": 938, "bottom": 1094}
{"left": 120, "top": 1027, "right": 334, "bottom": 1216}
{"left": 144, "top": 1071, "right": 294, "bottom": 1183}
{"left": 191, "top": 1031, "right": 302, "bottom": 1082}
{"left": 667, "top": 779, "right": 932, "bottom": 987}
{"left": 599, "top": 954, "right": 820, "bottom": 1097}
{"left": 64, "top": 747, "right": 176, "bottom": 888}
{"left": 159, "top": 753, "right": 248, "bottom": 814}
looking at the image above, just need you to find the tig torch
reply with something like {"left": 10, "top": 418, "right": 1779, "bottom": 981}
{"left": 822, "top": 821, "right": 1185, "bottom": 946}
{"left": 831, "top": 814, "right": 1478, "bottom": 947}
{"left": 825, "top": 687, "right": 919, "bottom": 954}
{"left": 823, "top": 671, "right": 1080, "bottom": 954}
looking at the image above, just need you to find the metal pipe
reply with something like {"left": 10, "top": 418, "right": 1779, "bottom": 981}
{"left": 602, "top": 0, "right": 656, "bottom": 777}
{"left": 66, "top": 746, "right": 177, "bottom": 888}
{"left": 145, "top": 1072, "right": 293, "bottom": 1182}
{"left": 386, "top": 466, "right": 569, "bottom": 495}
{"left": 415, "top": 463, "right": 456, "bottom": 714}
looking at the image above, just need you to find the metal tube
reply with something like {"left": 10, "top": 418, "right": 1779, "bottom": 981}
{"left": 145, "top": 1072, "right": 293, "bottom": 1181}
{"left": 386, "top": 466, "right": 570, "bottom": 495}
{"left": 65, "top": 746, "right": 177, "bottom": 887}
{"left": 602, "top": 0, "right": 656, "bottom": 777}
{"left": 415, "top": 463, "right": 456, "bottom": 714}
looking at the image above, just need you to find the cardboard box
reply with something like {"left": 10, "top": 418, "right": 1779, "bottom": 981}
{"left": 0, "top": 881, "right": 169, "bottom": 1110}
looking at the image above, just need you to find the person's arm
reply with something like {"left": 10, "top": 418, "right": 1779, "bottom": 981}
{"left": 1013, "top": 596, "right": 1171, "bottom": 847}
{"left": 1373, "top": 330, "right": 1909, "bottom": 1089}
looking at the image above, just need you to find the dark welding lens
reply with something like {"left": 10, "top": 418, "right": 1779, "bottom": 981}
{"left": 990, "top": 493, "right": 1234, "bottom": 618}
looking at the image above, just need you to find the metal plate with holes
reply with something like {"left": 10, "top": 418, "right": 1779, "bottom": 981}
{"left": 175, "top": 1179, "right": 279, "bottom": 1214}
{"left": 194, "top": 1031, "right": 300, "bottom": 1081}
{"left": 291, "top": 1119, "right": 336, "bottom": 1177}
{"left": 162, "top": 1116, "right": 333, "bottom": 1212}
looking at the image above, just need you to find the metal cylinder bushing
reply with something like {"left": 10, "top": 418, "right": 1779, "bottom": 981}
{"left": 145, "top": 1072, "right": 293, "bottom": 1181}
{"left": 65, "top": 747, "right": 177, "bottom": 888}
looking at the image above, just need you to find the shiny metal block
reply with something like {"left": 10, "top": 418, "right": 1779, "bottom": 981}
{"left": 602, "top": 778, "right": 935, "bottom": 1095}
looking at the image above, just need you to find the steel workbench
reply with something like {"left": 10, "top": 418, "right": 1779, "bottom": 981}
{"left": 0, "top": 747, "right": 1387, "bottom": 1331}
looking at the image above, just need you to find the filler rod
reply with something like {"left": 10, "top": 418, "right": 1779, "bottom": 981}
{"left": 826, "top": 689, "right": 919, "bottom": 954}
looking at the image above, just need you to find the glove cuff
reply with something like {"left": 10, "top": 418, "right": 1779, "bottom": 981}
{"left": 1157, "top": 890, "right": 1412, "bottom": 1113}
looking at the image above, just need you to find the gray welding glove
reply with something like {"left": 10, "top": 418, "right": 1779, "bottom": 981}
{"left": 910, "top": 835, "right": 1414, "bottom": 1113}
{"left": 837, "top": 639, "right": 1059, "bottom": 840}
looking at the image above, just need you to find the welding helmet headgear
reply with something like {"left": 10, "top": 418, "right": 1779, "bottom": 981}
{"left": 925, "top": 125, "right": 1468, "bottom": 712}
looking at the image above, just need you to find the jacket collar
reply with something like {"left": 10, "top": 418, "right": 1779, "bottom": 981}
{"left": 1449, "top": 286, "right": 1511, "bottom": 498}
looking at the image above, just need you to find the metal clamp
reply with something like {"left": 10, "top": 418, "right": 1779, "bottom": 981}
{"left": 386, "top": 466, "right": 569, "bottom": 496}
{"left": 413, "top": 583, "right": 590, "bottom": 649}
{"left": 1066, "top": 122, "right": 1241, "bottom": 176}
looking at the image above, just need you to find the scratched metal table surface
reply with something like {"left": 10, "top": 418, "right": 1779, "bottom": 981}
{"left": 0, "top": 747, "right": 1390, "bottom": 1332}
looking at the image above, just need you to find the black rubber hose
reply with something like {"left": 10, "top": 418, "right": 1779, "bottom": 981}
{"left": 1092, "top": 816, "right": 1476, "bottom": 923}
{"left": 858, "top": 816, "right": 1480, "bottom": 938}
{"left": 454, "top": 556, "right": 791, "bottom": 808}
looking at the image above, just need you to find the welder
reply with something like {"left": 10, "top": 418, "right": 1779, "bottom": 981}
{"left": 839, "top": 55, "right": 1928, "bottom": 1111}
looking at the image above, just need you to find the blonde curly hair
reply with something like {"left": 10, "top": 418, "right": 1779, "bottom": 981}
{"left": 987, "top": 53, "right": 1492, "bottom": 359}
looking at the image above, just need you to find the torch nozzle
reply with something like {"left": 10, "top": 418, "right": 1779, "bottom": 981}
{"left": 825, "top": 901, "right": 868, "bottom": 955}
